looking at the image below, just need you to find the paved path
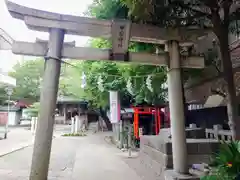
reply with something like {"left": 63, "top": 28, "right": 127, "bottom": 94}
{"left": 0, "top": 132, "right": 142, "bottom": 180}
{"left": 0, "top": 127, "right": 33, "bottom": 157}
{"left": 0, "top": 125, "right": 72, "bottom": 157}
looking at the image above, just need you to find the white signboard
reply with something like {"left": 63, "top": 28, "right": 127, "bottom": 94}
{"left": 109, "top": 91, "right": 120, "bottom": 124}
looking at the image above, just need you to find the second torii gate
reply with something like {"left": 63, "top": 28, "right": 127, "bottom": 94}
{"left": 5, "top": 1, "right": 207, "bottom": 180}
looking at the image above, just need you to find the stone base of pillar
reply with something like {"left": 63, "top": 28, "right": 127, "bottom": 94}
{"left": 164, "top": 170, "right": 200, "bottom": 180}
{"left": 138, "top": 128, "right": 220, "bottom": 179}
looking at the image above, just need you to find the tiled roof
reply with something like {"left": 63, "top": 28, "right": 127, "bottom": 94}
{"left": 14, "top": 100, "right": 32, "bottom": 108}
{"left": 0, "top": 106, "right": 21, "bottom": 112}
{"left": 57, "top": 96, "right": 87, "bottom": 104}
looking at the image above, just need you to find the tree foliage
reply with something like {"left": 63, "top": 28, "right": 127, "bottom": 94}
{"left": 8, "top": 59, "right": 44, "bottom": 102}
{"left": 82, "top": 0, "right": 168, "bottom": 107}
{"left": 80, "top": 60, "right": 167, "bottom": 107}
{"left": 86, "top": 0, "right": 129, "bottom": 19}
{"left": 1, "top": 59, "right": 85, "bottom": 104}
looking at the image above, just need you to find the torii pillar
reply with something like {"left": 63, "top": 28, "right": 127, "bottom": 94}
{"left": 30, "top": 28, "right": 64, "bottom": 180}
{"left": 167, "top": 40, "right": 188, "bottom": 173}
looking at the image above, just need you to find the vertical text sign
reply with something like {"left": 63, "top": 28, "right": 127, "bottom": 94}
{"left": 111, "top": 20, "right": 131, "bottom": 54}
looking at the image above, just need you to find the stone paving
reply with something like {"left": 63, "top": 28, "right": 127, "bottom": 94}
{"left": 122, "top": 154, "right": 158, "bottom": 180}
{"left": 0, "top": 132, "right": 142, "bottom": 180}
{"left": 0, "top": 125, "right": 73, "bottom": 157}
{"left": 0, "top": 127, "right": 33, "bottom": 157}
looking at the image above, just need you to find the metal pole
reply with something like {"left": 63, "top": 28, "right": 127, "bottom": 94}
{"left": 4, "top": 93, "right": 10, "bottom": 139}
{"left": 29, "top": 28, "right": 64, "bottom": 180}
{"left": 4, "top": 87, "right": 12, "bottom": 139}
{"left": 167, "top": 40, "right": 188, "bottom": 174}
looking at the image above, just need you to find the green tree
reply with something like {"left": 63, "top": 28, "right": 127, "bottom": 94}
{"left": 85, "top": 0, "right": 128, "bottom": 19}
{"left": 4, "top": 59, "right": 85, "bottom": 104}
{"left": 84, "top": 0, "right": 167, "bottom": 108}
{"left": 120, "top": 0, "right": 240, "bottom": 139}
{"left": 77, "top": 60, "right": 166, "bottom": 107}
{"left": 58, "top": 62, "right": 86, "bottom": 98}
{"left": 8, "top": 59, "right": 44, "bottom": 102}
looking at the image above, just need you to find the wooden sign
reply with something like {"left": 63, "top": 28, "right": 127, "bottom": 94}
{"left": 111, "top": 20, "right": 131, "bottom": 61}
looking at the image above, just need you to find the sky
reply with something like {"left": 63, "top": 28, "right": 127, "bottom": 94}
{"left": 0, "top": 0, "right": 93, "bottom": 72}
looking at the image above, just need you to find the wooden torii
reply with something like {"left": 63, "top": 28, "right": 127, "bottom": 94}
{"left": 5, "top": 1, "right": 207, "bottom": 179}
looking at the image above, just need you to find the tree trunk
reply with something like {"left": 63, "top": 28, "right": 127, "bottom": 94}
{"left": 218, "top": 30, "right": 240, "bottom": 140}
{"left": 99, "top": 107, "right": 112, "bottom": 131}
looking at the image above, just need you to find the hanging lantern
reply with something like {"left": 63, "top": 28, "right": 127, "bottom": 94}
{"left": 97, "top": 75, "right": 104, "bottom": 92}
{"left": 126, "top": 78, "right": 134, "bottom": 95}
{"left": 146, "top": 75, "right": 153, "bottom": 92}
{"left": 81, "top": 72, "right": 87, "bottom": 88}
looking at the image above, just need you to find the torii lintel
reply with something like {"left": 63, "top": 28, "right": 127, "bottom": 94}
{"left": 0, "top": 28, "right": 13, "bottom": 50}
{"left": 5, "top": 0, "right": 209, "bottom": 45}
{"left": 12, "top": 41, "right": 205, "bottom": 68}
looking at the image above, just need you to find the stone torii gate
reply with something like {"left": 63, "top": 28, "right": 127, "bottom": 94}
{"left": 5, "top": 1, "right": 207, "bottom": 180}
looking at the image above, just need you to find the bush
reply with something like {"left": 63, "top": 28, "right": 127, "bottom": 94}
{"left": 62, "top": 133, "right": 87, "bottom": 137}
{"left": 203, "top": 141, "right": 240, "bottom": 180}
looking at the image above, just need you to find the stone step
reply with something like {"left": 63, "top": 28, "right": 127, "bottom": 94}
{"left": 141, "top": 144, "right": 213, "bottom": 166}
{"left": 165, "top": 170, "right": 200, "bottom": 180}
{"left": 139, "top": 150, "right": 168, "bottom": 179}
{"left": 141, "top": 144, "right": 171, "bottom": 168}
{"left": 189, "top": 168, "right": 208, "bottom": 177}
{"left": 122, "top": 154, "right": 160, "bottom": 180}
{"left": 140, "top": 135, "right": 220, "bottom": 155}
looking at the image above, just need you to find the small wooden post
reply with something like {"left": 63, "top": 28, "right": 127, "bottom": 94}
{"left": 34, "top": 117, "right": 38, "bottom": 134}
{"left": 31, "top": 117, "right": 35, "bottom": 134}
{"left": 75, "top": 116, "right": 79, "bottom": 133}
{"left": 71, "top": 117, "right": 75, "bottom": 134}
{"left": 119, "top": 120, "right": 124, "bottom": 149}
{"left": 63, "top": 104, "right": 67, "bottom": 124}
{"left": 128, "top": 125, "right": 132, "bottom": 157}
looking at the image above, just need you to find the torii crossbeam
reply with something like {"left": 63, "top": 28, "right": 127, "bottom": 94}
{"left": 5, "top": 1, "right": 207, "bottom": 180}
{"left": 0, "top": 28, "right": 13, "bottom": 50}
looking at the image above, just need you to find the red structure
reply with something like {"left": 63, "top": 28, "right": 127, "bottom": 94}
{"left": 132, "top": 106, "right": 162, "bottom": 139}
